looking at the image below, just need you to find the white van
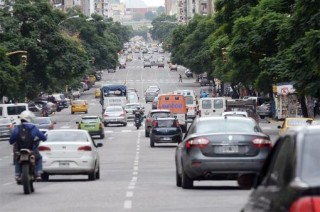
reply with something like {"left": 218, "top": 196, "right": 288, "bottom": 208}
{"left": 174, "top": 90, "right": 196, "bottom": 119}
{"left": 0, "top": 103, "right": 30, "bottom": 124}
{"left": 198, "top": 97, "right": 226, "bottom": 117}
{"left": 127, "top": 92, "right": 139, "bottom": 104}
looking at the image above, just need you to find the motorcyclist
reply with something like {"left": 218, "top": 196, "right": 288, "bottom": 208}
{"left": 133, "top": 106, "right": 144, "bottom": 123}
{"left": 9, "top": 111, "right": 47, "bottom": 181}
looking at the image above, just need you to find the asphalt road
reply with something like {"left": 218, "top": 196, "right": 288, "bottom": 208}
{"left": 0, "top": 52, "right": 281, "bottom": 212}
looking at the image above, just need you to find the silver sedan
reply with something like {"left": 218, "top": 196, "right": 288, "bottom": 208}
{"left": 175, "top": 116, "right": 271, "bottom": 189}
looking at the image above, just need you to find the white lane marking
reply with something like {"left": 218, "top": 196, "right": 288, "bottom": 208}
{"left": 128, "top": 185, "right": 135, "bottom": 190}
{"left": 132, "top": 176, "right": 138, "bottom": 182}
{"left": 3, "top": 182, "right": 14, "bottom": 186}
{"left": 129, "top": 181, "right": 135, "bottom": 186}
{"left": 126, "top": 191, "right": 133, "bottom": 197}
{"left": 60, "top": 126, "right": 70, "bottom": 129}
{"left": 133, "top": 171, "right": 138, "bottom": 175}
{"left": 124, "top": 200, "right": 132, "bottom": 209}
{"left": 133, "top": 166, "right": 138, "bottom": 171}
{"left": 104, "top": 130, "right": 113, "bottom": 133}
{"left": 122, "top": 130, "right": 132, "bottom": 133}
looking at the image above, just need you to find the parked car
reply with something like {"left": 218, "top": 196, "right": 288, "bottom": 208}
{"left": 199, "top": 76, "right": 213, "bottom": 86}
{"left": 240, "top": 126, "right": 320, "bottom": 211}
{"left": 185, "top": 69, "right": 193, "bottom": 78}
{"left": 71, "top": 100, "right": 88, "bottom": 114}
{"left": 150, "top": 117, "right": 182, "bottom": 147}
{"left": 77, "top": 116, "right": 105, "bottom": 139}
{"left": 119, "top": 60, "right": 126, "bottom": 69}
{"left": 108, "top": 69, "right": 116, "bottom": 73}
{"left": 71, "top": 89, "right": 81, "bottom": 99}
{"left": 50, "top": 93, "right": 68, "bottom": 111}
{"left": 34, "top": 117, "right": 56, "bottom": 130}
{"left": 34, "top": 100, "right": 57, "bottom": 114}
{"left": 278, "top": 117, "right": 313, "bottom": 135}
{"left": 257, "top": 102, "right": 272, "bottom": 118}
{"left": 0, "top": 117, "right": 15, "bottom": 140}
{"left": 39, "top": 129, "right": 103, "bottom": 181}
{"left": 102, "top": 106, "right": 127, "bottom": 127}
{"left": 175, "top": 116, "right": 271, "bottom": 189}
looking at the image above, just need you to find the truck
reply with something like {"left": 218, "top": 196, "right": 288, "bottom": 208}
{"left": 225, "top": 99, "right": 260, "bottom": 123}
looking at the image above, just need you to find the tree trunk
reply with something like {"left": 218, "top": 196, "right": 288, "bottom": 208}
{"left": 299, "top": 95, "right": 308, "bottom": 117}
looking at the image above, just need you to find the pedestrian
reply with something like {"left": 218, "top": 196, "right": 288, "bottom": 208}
{"left": 179, "top": 74, "right": 182, "bottom": 83}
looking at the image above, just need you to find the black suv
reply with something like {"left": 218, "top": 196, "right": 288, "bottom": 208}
{"left": 150, "top": 117, "right": 183, "bottom": 147}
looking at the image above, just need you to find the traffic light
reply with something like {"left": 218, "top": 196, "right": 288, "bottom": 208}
{"left": 21, "top": 54, "right": 27, "bottom": 66}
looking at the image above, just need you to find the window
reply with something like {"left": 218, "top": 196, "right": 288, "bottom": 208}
{"left": 157, "top": 120, "right": 175, "bottom": 127}
{"left": 7, "top": 106, "right": 26, "bottom": 115}
{"left": 0, "top": 107, "right": 2, "bottom": 116}
{"left": 214, "top": 99, "right": 224, "bottom": 109}
{"left": 202, "top": 100, "right": 212, "bottom": 109}
{"left": 264, "top": 136, "right": 292, "bottom": 187}
{"left": 185, "top": 96, "right": 193, "bottom": 105}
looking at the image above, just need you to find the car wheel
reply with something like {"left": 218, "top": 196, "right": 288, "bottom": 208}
{"left": 150, "top": 138, "right": 155, "bottom": 147}
{"left": 104, "top": 122, "right": 107, "bottom": 127}
{"left": 176, "top": 167, "right": 182, "bottom": 187}
{"left": 85, "top": 111, "right": 88, "bottom": 114}
{"left": 260, "top": 115, "right": 265, "bottom": 119}
{"left": 95, "top": 166, "right": 100, "bottom": 179}
{"left": 41, "top": 173, "right": 49, "bottom": 181}
{"left": 88, "top": 168, "right": 97, "bottom": 181}
{"left": 71, "top": 112, "right": 74, "bottom": 114}
{"left": 181, "top": 168, "right": 193, "bottom": 189}
{"left": 145, "top": 130, "right": 149, "bottom": 137}
{"left": 100, "top": 133, "right": 105, "bottom": 139}
{"left": 123, "top": 123, "right": 127, "bottom": 127}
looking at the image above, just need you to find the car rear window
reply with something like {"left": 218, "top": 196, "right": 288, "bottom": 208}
{"left": 202, "top": 100, "right": 212, "bottom": 109}
{"left": 81, "top": 118, "right": 99, "bottom": 123}
{"left": 185, "top": 96, "right": 193, "bottom": 105}
{"left": 106, "top": 107, "right": 122, "bottom": 112}
{"left": 214, "top": 99, "right": 224, "bottom": 109}
{"left": 157, "top": 120, "right": 175, "bottom": 127}
{"left": 301, "top": 134, "right": 320, "bottom": 185}
{"left": 47, "top": 131, "right": 88, "bottom": 142}
{"left": 151, "top": 112, "right": 170, "bottom": 119}
{"left": 196, "top": 119, "right": 260, "bottom": 134}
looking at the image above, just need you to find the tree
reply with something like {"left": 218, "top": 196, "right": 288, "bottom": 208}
{"left": 132, "top": 13, "right": 144, "bottom": 21}
{"left": 145, "top": 11, "right": 156, "bottom": 20}
{"left": 156, "top": 6, "right": 165, "bottom": 15}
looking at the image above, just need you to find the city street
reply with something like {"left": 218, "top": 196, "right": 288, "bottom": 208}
{"left": 0, "top": 53, "right": 281, "bottom": 212}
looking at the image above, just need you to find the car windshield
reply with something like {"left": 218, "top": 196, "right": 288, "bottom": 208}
{"left": 196, "top": 119, "right": 260, "bottom": 133}
{"left": 147, "top": 92, "right": 157, "bottom": 96}
{"left": 106, "top": 107, "right": 122, "bottom": 112}
{"left": 301, "top": 134, "right": 320, "bottom": 185}
{"left": 34, "top": 118, "right": 50, "bottom": 124}
{"left": 151, "top": 112, "right": 170, "bottom": 119}
{"left": 185, "top": 96, "right": 194, "bottom": 105}
{"left": 73, "top": 100, "right": 85, "bottom": 105}
{"left": 157, "top": 120, "right": 175, "bottom": 127}
{"left": 81, "top": 118, "right": 99, "bottom": 123}
{"left": 47, "top": 131, "right": 88, "bottom": 142}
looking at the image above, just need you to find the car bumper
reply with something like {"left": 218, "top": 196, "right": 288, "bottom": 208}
{"left": 42, "top": 159, "right": 95, "bottom": 174}
{"left": 151, "top": 134, "right": 182, "bottom": 143}
{"left": 104, "top": 117, "right": 127, "bottom": 124}
{"left": 71, "top": 108, "right": 88, "bottom": 113}
{"left": 181, "top": 152, "right": 267, "bottom": 179}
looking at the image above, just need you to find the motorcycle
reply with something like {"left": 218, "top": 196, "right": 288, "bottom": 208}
{"left": 16, "top": 148, "right": 36, "bottom": 194}
{"left": 134, "top": 117, "right": 142, "bottom": 130}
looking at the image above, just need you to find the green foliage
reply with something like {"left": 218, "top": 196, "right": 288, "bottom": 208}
{"left": 150, "top": 14, "right": 177, "bottom": 42}
{"left": 145, "top": 11, "right": 156, "bottom": 21}
{"left": 132, "top": 13, "right": 144, "bottom": 21}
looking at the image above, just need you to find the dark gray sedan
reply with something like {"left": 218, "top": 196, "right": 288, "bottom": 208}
{"left": 175, "top": 116, "right": 271, "bottom": 189}
{"left": 145, "top": 91, "right": 158, "bottom": 103}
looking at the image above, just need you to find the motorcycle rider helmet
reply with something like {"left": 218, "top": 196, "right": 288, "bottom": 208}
{"left": 20, "top": 110, "right": 35, "bottom": 123}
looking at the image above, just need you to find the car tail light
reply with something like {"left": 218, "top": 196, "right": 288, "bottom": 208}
{"left": 146, "top": 118, "right": 152, "bottom": 123}
{"left": 7, "top": 124, "right": 14, "bottom": 129}
{"left": 78, "top": 146, "right": 92, "bottom": 151}
{"left": 103, "top": 114, "right": 108, "bottom": 117}
{"left": 186, "top": 137, "right": 209, "bottom": 149}
{"left": 39, "top": 146, "right": 51, "bottom": 151}
{"left": 120, "top": 112, "right": 125, "bottom": 117}
{"left": 252, "top": 138, "right": 272, "bottom": 148}
{"left": 152, "top": 120, "right": 158, "bottom": 127}
{"left": 290, "top": 196, "right": 320, "bottom": 212}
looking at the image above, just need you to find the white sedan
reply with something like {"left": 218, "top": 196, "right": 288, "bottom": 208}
{"left": 39, "top": 129, "right": 103, "bottom": 181}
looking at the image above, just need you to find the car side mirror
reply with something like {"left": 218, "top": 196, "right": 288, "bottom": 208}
{"left": 237, "top": 173, "right": 257, "bottom": 189}
{"left": 277, "top": 126, "right": 281, "bottom": 129}
{"left": 96, "top": 143, "right": 103, "bottom": 148}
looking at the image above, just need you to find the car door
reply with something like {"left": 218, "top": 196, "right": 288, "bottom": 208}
{"left": 246, "top": 136, "right": 294, "bottom": 211}
{"left": 199, "top": 98, "right": 213, "bottom": 117}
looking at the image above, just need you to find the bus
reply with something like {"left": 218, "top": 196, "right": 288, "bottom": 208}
{"left": 100, "top": 84, "right": 128, "bottom": 112}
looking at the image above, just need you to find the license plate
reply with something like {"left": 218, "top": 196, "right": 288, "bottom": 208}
{"left": 221, "top": 145, "right": 239, "bottom": 153}
{"left": 162, "top": 137, "right": 172, "bottom": 141}
{"left": 59, "top": 162, "right": 70, "bottom": 167}
{"left": 20, "top": 154, "right": 29, "bottom": 161}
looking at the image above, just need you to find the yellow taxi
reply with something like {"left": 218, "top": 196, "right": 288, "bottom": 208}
{"left": 278, "top": 117, "right": 313, "bottom": 134}
{"left": 88, "top": 75, "right": 96, "bottom": 86}
{"left": 95, "top": 88, "right": 101, "bottom": 98}
{"left": 71, "top": 100, "right": 88, "bottom": 114}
